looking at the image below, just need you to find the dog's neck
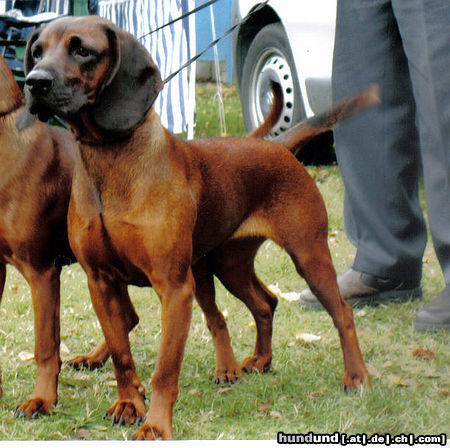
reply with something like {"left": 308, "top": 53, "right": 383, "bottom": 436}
{"left": 66, "top": 110, "right": 134, "bottom": 145}
{"left": 74, "top": 109, "right": 171, "bottom": 211}
{"left": 0, "top": 109, "right": 42, "bottom": 183}
{"left": 76, "top": 108, "right": 168, "bottom": 164}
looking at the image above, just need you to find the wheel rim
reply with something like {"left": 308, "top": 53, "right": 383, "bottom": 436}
{"left": 249, "top": 47, "right": 295, "bottom": 137}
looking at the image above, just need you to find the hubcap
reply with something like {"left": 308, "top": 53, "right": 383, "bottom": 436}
{"left": 249, "top": 48, "right": 295, "bottom": 137}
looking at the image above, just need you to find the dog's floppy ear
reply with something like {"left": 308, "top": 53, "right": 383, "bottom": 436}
{"left": 16, "top": 28, "right": 42, "bottom": 130}
{"left": 24, "top": 27, "right": 42, "bottom": 75}
{"left": 91, "top": 27, "right": 163, "bottom": 133}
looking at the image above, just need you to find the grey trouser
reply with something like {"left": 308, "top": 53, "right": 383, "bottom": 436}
{"left": 332, "top": 0, "right": 450, "bottom": 284}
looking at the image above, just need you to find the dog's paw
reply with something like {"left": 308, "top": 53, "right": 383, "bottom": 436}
{"left": 14, "top": 397, "right": 54, "bottom": 419}
{"left": 66, "top": 354, "right": 105, "bottom": 370}
{"left": 133, "top": 422, "right": 172, "bottom": 440}
{"left": 214, "top": 363, "right": 241, "bottom": 384}
{"left": 342, "top": 367, "right": 370, "bottom": 392}
{"left": 241, "top": 355, "right": 272, "bottom": 374}
{"left": 106, "top": 398, "right": 146, "bottom": 426}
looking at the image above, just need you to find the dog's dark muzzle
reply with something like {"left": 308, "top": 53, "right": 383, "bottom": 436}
{"left": 22, "top": 68, "right": 61, "bottom": 122}
{"left": 25, "top": 69, "right": 54, "bottom": 95}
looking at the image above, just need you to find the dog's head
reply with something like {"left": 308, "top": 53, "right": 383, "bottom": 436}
{"left": 21, "top": 16, "right": 163, "bottom": 134}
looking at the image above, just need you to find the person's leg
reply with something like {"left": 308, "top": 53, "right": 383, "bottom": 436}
{"left": 393, "top": 0, "right": 450, "bottom": 330}
{"left": 334, "top": 0, "right": 426, "bottom": 283}
{"left": 301, "top": 0, "right": 426, "bottom": 307}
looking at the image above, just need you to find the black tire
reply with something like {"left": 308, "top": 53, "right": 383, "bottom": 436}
{"left": 240, "top": 22, "right": 304, "bottom": 137}
{"left": 240, "top": 22, "right": 336, "bottom": 165}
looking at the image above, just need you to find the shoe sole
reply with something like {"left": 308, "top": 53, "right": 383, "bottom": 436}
{"left": 300, "top": 287, "right": 422, "bottom": 309}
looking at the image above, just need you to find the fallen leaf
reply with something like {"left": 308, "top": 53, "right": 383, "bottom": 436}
{"left": 366, "top": 363, "right": 381, "bottom": 379}
{"left": 258, "top": 400, "right": 273, "bottom": 412}
{"left": 307, "top": 391, "right": 322, "bottom": 399}
{"left": 413, "top": 348, "right": 436, "bottom": 360}
{"left": 60, "top": 342, "right": 70, "bottom": 355}
{"left": 268, "top": 283, "right": 282, "bottom": 297}
{"left": 217, "top": 387, "right": 233, "bottom": 394}
{"left": 295, "top": 332, "right": 321, "bottom": 343}
{"left": 188, "top": 389, "right": 202, "bottom": 397}
{"left": 328, "top": 231, "right": 338, "bottom": 243}
{"left": 18, "top": 351, "right": 34, "bottom": 362}
{"left": 268, "top": 283, "right": 301, "bottom": 301}
{"left": 280, "top": 292, "right": 301, "bottom": 302}
{"left": 270, "top": 410, "right": 282, "bottom": 419}
{"left": 76, "top": 429, "right": 91, "bottom": 439}
{"left": 387, "top": 375, "right": 410, "bottom": 387}
{"left": 439, "top": 389, "right": 449, "bottom": 396}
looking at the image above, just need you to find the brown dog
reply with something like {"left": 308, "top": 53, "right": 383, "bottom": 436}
{"left": 22, "top": 16, "right": 377, "bottom": 439}
{"left": 0, "top": 54, "right": 77, "bottom": 417}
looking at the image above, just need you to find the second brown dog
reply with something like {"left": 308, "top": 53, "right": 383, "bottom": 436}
{"left": 22, "top": 16, "right": 377, "bottom": 440}
{"left": 0, "top": 54, "right": 77, "bottom": 417}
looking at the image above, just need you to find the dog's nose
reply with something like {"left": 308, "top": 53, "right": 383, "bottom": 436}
{"left": 25, "top": 69, "right": 53, "bottom": 94}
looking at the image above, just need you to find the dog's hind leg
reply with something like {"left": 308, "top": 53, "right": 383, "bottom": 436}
{"left": 288, "top": 242, "right": 369, "bottom": 389}
{"left": 67, "top": 339, "right": 110, "bottom": 370}
{"left": 210, "top": 238, "right": 278, "bottom": 374}
{"left": 270, "top": 188, "right": 369, "bottom": 390}
{"left": 193, "top": 259, "right": 241, "bottom": 383}
{"left": 66, "top": 291, "right": 139, "bottom": 371}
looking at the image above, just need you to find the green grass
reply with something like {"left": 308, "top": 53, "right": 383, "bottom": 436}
{"left": 191, "top": 82, "right": 246, "bottom": 138}
{"left": 0, "top": 83, "right": 448, "bottom": 440}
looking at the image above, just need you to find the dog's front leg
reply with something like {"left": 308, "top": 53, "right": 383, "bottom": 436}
{"left": 133, "top": 269, "right": 195, "bottom": 440}
{"left": 87, "top": 275, "right": 146, "bottom": 425}
{"left": 15, "top": 265, "right": 61, "bottom": 418}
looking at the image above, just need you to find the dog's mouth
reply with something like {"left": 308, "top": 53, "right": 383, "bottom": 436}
{"left": 25, "top": 86, "right": 87, "bottom": 122}
{"left": 28, "top": 100, "right": 55, "bottom": 122}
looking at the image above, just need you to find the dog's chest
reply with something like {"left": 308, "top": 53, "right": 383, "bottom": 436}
{"left": 71, "top": 166, "right": 176, "bottom": 284}
{"left": 70, "top": 202, "right": 151, "bottom": 286}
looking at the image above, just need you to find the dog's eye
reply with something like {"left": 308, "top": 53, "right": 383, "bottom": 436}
{"left": 74, "top": 46, "right": 91, "bottom": 58}
{"left": 69, "top": 37, "right": 95, "bottom": 60}
{"left": 32, "top": 45, "right": 43, "bottom": 61}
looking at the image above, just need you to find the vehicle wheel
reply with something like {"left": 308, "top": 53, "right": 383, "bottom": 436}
{"left": 240, "top": 22, "right": 304, "bottom": 137}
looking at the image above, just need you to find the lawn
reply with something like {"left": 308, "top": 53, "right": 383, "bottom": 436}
{"left": 0, "top": 83, "right": 448, "bottom": 441}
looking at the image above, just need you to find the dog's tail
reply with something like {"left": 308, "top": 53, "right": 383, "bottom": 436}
{"left": 273, "top": 84, "right": 381, "bottom": 154}
{"left": 247, "top": 81, "right": 284, "bottom": 139}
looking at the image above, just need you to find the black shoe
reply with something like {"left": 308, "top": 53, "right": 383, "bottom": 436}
{"left": 415, "top": 286, "right": 450, "bottom": 331}
{"left": 300, "top": 268, "right": 421, "bottom": 309}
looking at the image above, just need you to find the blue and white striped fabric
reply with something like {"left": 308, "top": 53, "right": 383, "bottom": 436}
{"left": 42, "top": 0, "right": 69, "bottom": 15}
{"left": 98, "top": 0, "right": 196, "bottom": 134}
